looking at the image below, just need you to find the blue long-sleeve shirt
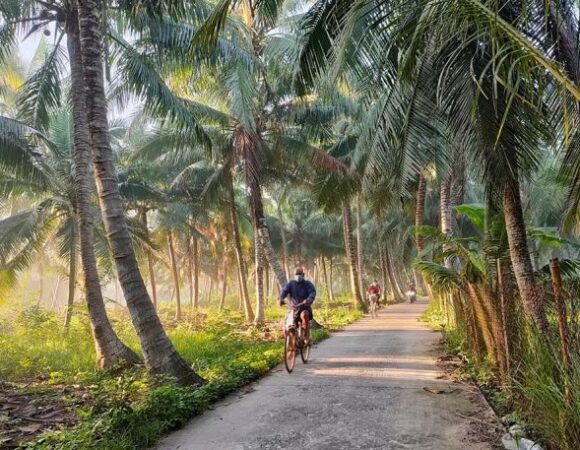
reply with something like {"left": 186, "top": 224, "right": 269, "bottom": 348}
{"left": 279, "top": 280, "right": 316, "bottom": 306}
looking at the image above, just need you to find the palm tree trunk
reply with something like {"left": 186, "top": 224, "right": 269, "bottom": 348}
{"left": 378, "top": 242, "right": 391, "bottom": 302}
{"left": 328, "top": 257, "right": 336, "bottom": 302}
{"left": 188, "top": 245, "right": 194, "bottom": 307}
{"left": 277, "top": 203, "right": 290, "bottom": 280}
{"left": 503, "top": 178, "right": 547, "bottom": 331}
{"left": 63, "top": 221, "right": 78, "bottom": 332}
{"left": 356, "top": 195, "right": 365, "bottom": 298}
{"left": 254, "top": 238, "right": 266, "bottom": 325}
{"left": 167, "top": 231, "right": 181, "bottom": 320}
{"left": 219, "top": 258, "right": 228, "bottom": 310}
{"left": 549, "top": 258, "right": 571, "bottom": 371}
{"left": 138, "top": 208, "right": 158, "bottom": 309}
{"left": 385, "top": 244, "right": 405, "bottom": 302}
{"left": 321, "top": 256, "right": 330, "bottom": 303}
{"left": 243, "top": 137, "right": 287, "bottom": 289}
{"left": 415, "top": 174, "right": 427, "bottom": 291}
{"left": 342, "top": 204, "right": 366, "bottom": 311}
{"left": 77, "top": 0, "right": 201, "bottom": 384}
{"left": 227, "top": 176, "right": 253, "bottom": 321}
{"left": 191, "top": 236, "right": 200, "bottom": 309}
{"left": 497, "top": 257, "right": 514, "bottom": 379}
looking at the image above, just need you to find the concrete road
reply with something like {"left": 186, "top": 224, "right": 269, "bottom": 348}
{"left": 156, "top": 299, "right": 503, "bottom": 450}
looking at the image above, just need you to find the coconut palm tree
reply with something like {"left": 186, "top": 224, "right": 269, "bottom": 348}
{"left": 0, "top": 107, "right": 140, "bottom": 366}
{"left": 75, "top": 0, "right": 203, "bottom": 383}
{"left": 295, "top": 0, "right": 578, "bottom": 331}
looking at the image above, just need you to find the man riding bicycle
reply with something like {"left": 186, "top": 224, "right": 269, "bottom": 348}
{"left": 279, "top": 266, "right": 316, "bottom": 346}
{"left": 367, "top": 280, "right": 382, "bottom": 306}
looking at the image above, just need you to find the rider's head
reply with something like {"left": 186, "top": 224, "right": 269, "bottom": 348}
{"left": 373, "top": 279, "right": 378, "bottom": 285}
{"left": 294, "top": 266, "right": 305, "bottom": 282}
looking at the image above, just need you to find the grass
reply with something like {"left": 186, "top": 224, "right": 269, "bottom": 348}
{"left": 0, "top": 298, "right": 362, "bottom": 449}
{"left": 421, "top": 299, "right": 580, "bottom": 450}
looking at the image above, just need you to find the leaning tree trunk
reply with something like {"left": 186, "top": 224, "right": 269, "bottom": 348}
{"left": 77, "top": 0, "right": 202, "bottom": 384}
{"left": 227, "top": 175, "right": 254, "bottom": 321}
{"left": 503, "top": 178, "right": 547, "bottom": 332}
{"left": 63, "top": 219, "right": 78, "bottom": 332}
{"left": 167, "top": 231, "right": 181, "bottom": 321}
{"left": 241, "top": 132, "right": 287, "bottom": 289}
{"left": 66, "top": 19, "right": 138, "bottom": 364}
{"left": 342, "top": 204, "right": 366, "bottom": 311}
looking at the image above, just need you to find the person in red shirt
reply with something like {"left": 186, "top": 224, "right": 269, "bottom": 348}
{"left": 367, "top": 280, "right": 381, "bottom": 306}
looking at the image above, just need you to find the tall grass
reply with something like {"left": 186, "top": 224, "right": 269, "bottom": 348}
{"left": 422, "top": 299, "right": 580, "bottom": 450}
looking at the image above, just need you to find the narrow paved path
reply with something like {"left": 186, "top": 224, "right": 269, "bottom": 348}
{"left": 156, "top": 300, "right": 502, "bottom": 450}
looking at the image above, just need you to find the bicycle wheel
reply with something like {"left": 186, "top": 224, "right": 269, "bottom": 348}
{"left": 300, "top": 340, "right": 310, "bottom": 363}
{"left": 284, "top": 330, "right": 296, "bottom": 373}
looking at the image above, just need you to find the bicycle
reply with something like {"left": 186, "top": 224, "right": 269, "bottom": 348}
{"left": 369, "top": 293, "right": 380, "bottom": 318}
{"left": 283, "top": 307, "right": 311, "bottom": 373}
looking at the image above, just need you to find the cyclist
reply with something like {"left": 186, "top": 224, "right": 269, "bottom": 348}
{"left": 279, "top": 266, "right": 316, "bottom": 346}
{"left": 407, "top": 282, "right": 417, "bottom": 303}
{"left": 367, "top": 280, "right": 382, "bottom": 308}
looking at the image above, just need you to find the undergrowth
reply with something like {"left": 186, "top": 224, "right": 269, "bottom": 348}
{"left": 1, "top": 301, "right": 361, "bottom": 449}
{"left": 421, "top": 300, "right": 580, "bottom": 450}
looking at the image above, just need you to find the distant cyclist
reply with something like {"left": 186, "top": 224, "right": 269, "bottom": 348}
{"left": 279, "top": 267, "right": 316, "bottom": 346}
{"left": 367, "top": 280, "right": 381, "bottom": 309}
{"left": 406, "top": 282, "right": 416, "bottom": 303}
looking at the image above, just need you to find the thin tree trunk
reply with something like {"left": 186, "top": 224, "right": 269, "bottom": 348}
{"left": 227, "top": 176, "right": 253, "bottom": 321}
{"left": 321, "top": 256, "right": 330, "bottom": 303}
{"left": 415, "top": 174, "right": 427, "bottom": 291}
{"left": 191, "top": 236, "right": 200, "bottom": 309}
{"left": 254, "top": 237, "right": 266, "bottom": 325}
{"left": 356, "top": 195, "right": 365, "bottom": 299}
{"left": 378, "top": 242, "right": 390, "bottom": 303}
{"left": 168, "top": 231, "right": 181, "bottom": 320}
{"left": 497, "top": 258, "right": 513, "bottom": 381}
{"left": 503, "top": 178, "right": 547, "bottom": 331}
{"left": 219, "top": 258, "right": 228, "bottom": 310}
{"left": 77, "top": 0, "right": 201, "bottom": 384}
{"left": 277, "top": 202, "right": 290, "bottom": 280}
{"left": 342, "top": 204, "right": 366, "bottom": 311}
{"left": 549, "top": 258, "right": 571, "bottom": 372}
{"left": 139, "top": 209, "right": 158, "bottom": 309}
{"left": 208, "top": 265, "right": 216, "bottom": 304}
{"left": 63, "top": 221, "right": 78, "bottom": 332}
{"left": 385, "top": 245, "right": 405, "bottom": 302}
{"left": 328, "top": 257, "right": 336, "bottom": 302}
{"left": 188, "top": 244, "right": 194, "bottom": 307}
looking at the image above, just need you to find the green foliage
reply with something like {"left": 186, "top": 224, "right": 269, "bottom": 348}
{"left": 1, "top": 302, "right": 360, "bottom": 449}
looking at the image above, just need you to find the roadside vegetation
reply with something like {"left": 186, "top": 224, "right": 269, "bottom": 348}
{"left": 1, "top": 299, "right": 361, "bottom": 449}
{"left": 1, "top": 0, "right": 579, "bottom": 449}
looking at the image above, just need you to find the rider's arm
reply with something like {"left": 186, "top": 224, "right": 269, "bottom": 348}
{"left": 279, "top": 282, "right": 291, "bottom": 304}
{"left": 304, "top": 282, "right": 316, "bottom": 305}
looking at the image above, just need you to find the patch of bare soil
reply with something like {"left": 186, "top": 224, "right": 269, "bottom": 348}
{"left": 433, "top": 342, "right": 505, "bottom": 450}
{"left": 0, "top": 381, "right": 82, "bottom": 448}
